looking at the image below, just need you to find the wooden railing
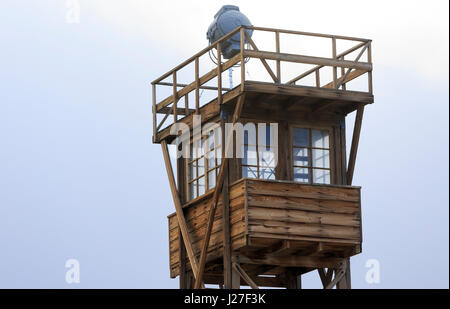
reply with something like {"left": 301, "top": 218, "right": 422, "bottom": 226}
{"left": 152, "top": 26, "right": 372, "bottom": 142}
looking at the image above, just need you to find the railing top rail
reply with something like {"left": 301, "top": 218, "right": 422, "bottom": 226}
{"left": 152, "top": 26, "right": 371, "bottom": 85}
{"left": 246, "top": 26, "right": 371, "bottom": 43}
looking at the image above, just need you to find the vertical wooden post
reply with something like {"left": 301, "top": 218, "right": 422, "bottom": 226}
{"left": 315, "top": 69, "right": 320, "bottom": 88}
{"left": 285, "top": 270, "right": 300, "bottom": 289}
{"left": 367, "top": 42, "right": 373, "bottom": 94}
{"left": 221, "top": 117, "right": 232, "bottom": 289}
{"left": 217, "top": 42, "right": 222, "bottom": 105}
{"left": 173, "top": 71, "right": 178, "bottom": 122}
{"left": 231, "top": 255, "right": 241, "bottom": 289}
{"left": 332, "top": 37, "right": 337, "bottom": 89}
{"left": 195, "top": 57, "right": 200, "bottom": 114}
{"left": 340, "top": 56, "right": 346, "bottom": 90}
{"left": 152, "top": 83, "right": 157, "bottom": 142}
{"left": 240, "top": 27, "right": 245, "bottom": 91}
{"left": 275, "top": 31, "right": 281, "bottom": 83}
{"left": 184, "top": 94, "right": 189, "bottom": 116}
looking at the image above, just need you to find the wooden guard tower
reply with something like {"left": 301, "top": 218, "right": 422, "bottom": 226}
{"left": 152, "top": 26, "right": 373, "bottom": 289}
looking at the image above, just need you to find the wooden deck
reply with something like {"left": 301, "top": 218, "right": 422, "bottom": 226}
{"left": 168, "top": 178, "right": 362, "bottom": 281}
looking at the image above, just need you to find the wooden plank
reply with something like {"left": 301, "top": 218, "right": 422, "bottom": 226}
{"left": 248, "top": 206, "right": 361, "bottom": 227}
{"left": 244, "top": 50, "right": 372, "bottom": 71}
{"left": 247, "top": 221, "right": 360, "bottom": 241}
{"left": 247, "top": 194, "right": 360, "bottom": 215}
{"left": 194, "top": 94, "right": 246, "bottom": 289}
{"left": 346, "top": 106, "right": 364, "bottom": 185}
{"left": 244, "top": 81, "right": 374, "bottom": 104}
{"left": 246, "top": 180, "right": 361, "bottom": 202}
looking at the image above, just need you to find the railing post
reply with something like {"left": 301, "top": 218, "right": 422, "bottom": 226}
{"left": 152, "top": 83, "right": 157, "bottom": 142}
{"left": 340, "top": 55, "right": 346, "bottom": 90}
{"left": 195, "top": 57, "right": 200, "bottom": 114}
{"left": 332, "top": 36, "right": 337, "bottom": 89}
{"left": 275, "top": 31, "right": 281, "bottom": 83}
{"left": 315, "top": 70, "right": 320, "bottom": 88}
{"left": 184, "top": 94, "right": 189, "bottom": 116}
{"left": 240, "top": 27, "right": 245, "bottom": 91}
{"left": 217, "top": 42, "right": 222, "bottom": 105}
{"left": 367, "top": 42, "right": 373, "bottom": 94}
{"left": 173, "top": 71, "right": 178, "bottom": 122}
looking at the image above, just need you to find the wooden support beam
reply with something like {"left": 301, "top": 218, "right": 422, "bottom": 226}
{"left": 326, "top": 266, "right": 346, "bottom": 289}
{"left": 240, "top": 28, "right": 245, "bottom": 91}
{"left": 275, "top": 31, "right": 281, "bottom": 82}
{"left": 221, "top": 117, "right": 232, "bottom": 289}
{"left": 245, "top": 50, "right": 372, "bottom": 72}
{"left": 233, "top": 263, "right": 259, "bottom": 289}
{"left": 160, "top": 140, "right": 201, "bottom": 283}
{"left": 240, "top": 254, "right": 344, "bottom": 269}
{"left": 346, "top": 106, "right": 365, "bottom": 185}
{"left": 245, "top": 31, "right": 278, "bottom": 83}
{"left": 194, "top": 94, "right": 246, "bottom": 289}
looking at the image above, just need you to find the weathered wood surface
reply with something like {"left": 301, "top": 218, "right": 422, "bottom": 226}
{"left": 168, "top": 179, "right": 362, "bottom": 278}
{"left": 168, "top": 180, "right": 247, "bottom": 278}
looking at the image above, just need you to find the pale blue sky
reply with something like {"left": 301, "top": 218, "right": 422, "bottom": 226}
{"left": 0, "top": 1, "right": 448, "bottom": 288}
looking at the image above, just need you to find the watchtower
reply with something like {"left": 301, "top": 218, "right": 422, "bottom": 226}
{"left": 152, "top": 14, "right": 373, "bottom": 289}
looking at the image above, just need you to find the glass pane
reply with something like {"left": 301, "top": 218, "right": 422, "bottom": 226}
{"left": 293, "top": 167, "right": 310, "bottom": 183}
{"left": 313, "top": 169, "right": 330, "bottom": 184}
{"left": 242, "top": 166, "right": 258, "bottom": 178}
{"left": 189, "top": 181, "right": 197, "bottom": 200}
{"left": 189, "top": 161, "right": 197, "bottom": 180}
{"left": 208, "top": 170, "right": 216, "bottom": 189}
{"left": 198, "top": 176, "right": 205, "bottom": 196}
{"left": 293, "top": 128, "right": 309, "bottom": 147}
{"left": 258, "top": 124, "right": 274, "bottom": 149}
{"left": 197, "top": 157, "right": 205, "bottom": 176}
{"left": 293, "top": 148, "right": 309, "bottom": 167}
{"left": 260, "top": 168, "right": 275, "bottom": 180}
{"left": 242, "top": 144, "right": 257, "bottom": 165}
{"left": 259, "top": 148, "right": 275, "bottom": 168}
{"left": 243, "top": 128, "right": 256, "bottom": 145}
{"left": 312, "top": 149, "right": 330, "bottom": 168}
{"left": 189, "top": 143, "right": 194, "bottom": 160}
{"left": 312, "top": 129, "right": 329, "bottom": 148}
{"left": 206, "top": 151, "right": 216, "bottom": 170}
{"left": 216, "top": 146, "right": 222, "bottom": 163}
{"left": 207, "top": 131, "right": 214, "bottom": 150}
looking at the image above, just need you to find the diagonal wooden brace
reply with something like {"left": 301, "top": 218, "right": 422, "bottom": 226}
{"left": 161, "top": 140, "right": 201, "bottom": 284}
{"left": 194, "top": 94, "right": 246, "bottom": 289}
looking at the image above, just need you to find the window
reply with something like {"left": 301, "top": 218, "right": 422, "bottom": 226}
{"left": 241, "top": 124, "right": 276, "bottom": 180}
{"left": 292, "top": 127, "right": 331, "bottom": 184}
{"left": 187, "top": 130, "right": 221, "bottom": 200}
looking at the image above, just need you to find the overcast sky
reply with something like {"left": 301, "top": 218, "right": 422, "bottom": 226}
{"left": 0, "top": 0, "right": 448, "bottom": 288}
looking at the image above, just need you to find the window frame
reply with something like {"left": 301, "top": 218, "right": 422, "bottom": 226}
{"left": 185, "top": 129, "right": 222, "bottom": 201}
{"left": 239, "top": 121, "right": 277, "bottom": 181}
{"left": 289, "top": 125, "right": 334, "bottom": 185}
